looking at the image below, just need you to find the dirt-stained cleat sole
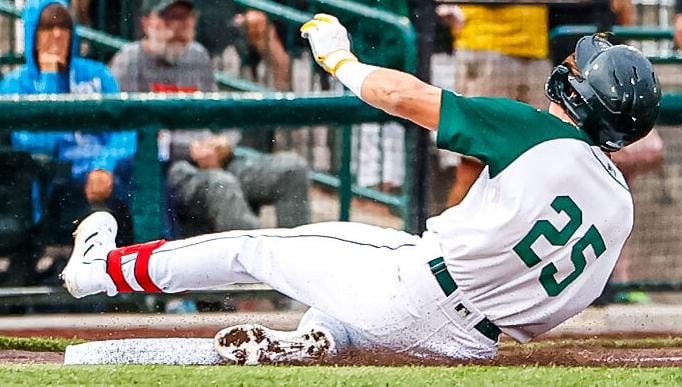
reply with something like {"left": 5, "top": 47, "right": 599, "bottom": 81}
{"left": 214, "top": 324, "right": 334, "bottom": 365}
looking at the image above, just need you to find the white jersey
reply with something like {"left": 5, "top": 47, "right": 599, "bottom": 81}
{"left": 427, "top": 92, "right": 633, "bottom": 342}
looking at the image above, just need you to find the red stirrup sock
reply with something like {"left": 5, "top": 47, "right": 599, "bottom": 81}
{"left": 106, "top": 240, "right": 167, "bottom": 293}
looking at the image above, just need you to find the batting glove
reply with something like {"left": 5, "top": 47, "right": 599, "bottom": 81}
{"left": 300, "top": 14, "right": 358, "bottom": 76}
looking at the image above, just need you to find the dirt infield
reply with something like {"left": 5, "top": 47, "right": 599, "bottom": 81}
{"left": 324, "top": 347, "right": 682, "bottom": 368}
{"left": 0, "top": 350, "right": 63, "bottom": 364}
{"left": 1, "top": 328, "right": 680, "bottom": 367}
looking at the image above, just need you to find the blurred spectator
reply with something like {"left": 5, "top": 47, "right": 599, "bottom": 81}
{"left": 231, "top": 9, "right": 291, "bottom": 91}
{"left": 0, "top": 1, "right": 135, "bottom": 246}
{"left": 454, "top": 4, "right": 550, "bottom": 108}
{"left": 445, "top": 4, "right": 551, "bottom": 207}
{"left": 674, "top": 0, "right": 682, "bottom": 50}
{"left": 110, "top": 0, "right": 214, "bottom": 239}
{"left": 549, "top": 0, "right": 635, "bottom": 65}
{"left": 0, "top": 0, "right": 119, "bottom": 94}
{"left": 167, "top": 134, "right": 310, "bottom": 237}
{"left": 110, "top": 0, "right": 310, "bottom": 238}
{"left": 436, "top": 3, "right": 464, "bottom": 46}
{"left": 429, "top": 3, "right": 463, "bottom": 211}
{"left": 193, "top": 1, "right": 292, "bottom": 91}
{"left": 110, "top": 0, "right": 215, "bottom": 93}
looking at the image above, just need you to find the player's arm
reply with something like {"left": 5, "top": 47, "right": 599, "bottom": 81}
{"left": 301, "top": 14, "right": 442, "bottom": 131}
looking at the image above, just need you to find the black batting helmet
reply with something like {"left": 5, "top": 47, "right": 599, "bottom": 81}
{"left": 545, "top": 35, "right": 661, "bottom": 151}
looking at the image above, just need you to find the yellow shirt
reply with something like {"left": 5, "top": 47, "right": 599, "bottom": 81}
{"left": 456, "top": 5, "right": 548, "bottom": 59}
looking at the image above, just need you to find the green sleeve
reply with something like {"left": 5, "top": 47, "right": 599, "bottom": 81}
{"left": 436, "top": 90, "right": 593, "bottom": 177}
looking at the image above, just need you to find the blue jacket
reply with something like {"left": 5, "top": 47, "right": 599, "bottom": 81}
{"left": 0, "top": 0, "right": 136, "bottom": 180}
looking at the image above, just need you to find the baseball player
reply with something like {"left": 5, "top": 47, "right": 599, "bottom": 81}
{"left": 61, "top": 15, "right": 660, "bottom": 364}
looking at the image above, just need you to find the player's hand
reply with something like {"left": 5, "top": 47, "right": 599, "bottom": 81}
{"left": 38, "top": 53, "right": 66, "bottom": 72}
{"left": 300, "top": 14, "right": 357, "bottom": 76}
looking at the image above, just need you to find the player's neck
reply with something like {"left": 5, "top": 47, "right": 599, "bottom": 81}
{"left": 548, "top": 102, "right": 579, "bottom": 127}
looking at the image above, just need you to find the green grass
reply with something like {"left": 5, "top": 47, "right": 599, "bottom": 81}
{"left": 1, "top": 336, "right": 680, "bottom": 386}
{"left": 0, "top": 336, "right": 85, "bottom": 352}
{"left": 0, "top": 365, "right": 680, "bottom": 386}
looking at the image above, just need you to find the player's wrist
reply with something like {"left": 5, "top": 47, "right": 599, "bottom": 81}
{"left": 320, "top": 49, "right": 357, "bottom": 75}
{"left": 335, "top": 60, "right": 378, "bottom": 99}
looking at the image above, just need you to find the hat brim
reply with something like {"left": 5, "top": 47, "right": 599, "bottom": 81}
{"left": 147, "top": 0, "right": 193, "bottom": 15}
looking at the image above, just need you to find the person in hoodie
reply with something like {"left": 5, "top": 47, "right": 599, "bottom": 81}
{"left": 0, "top": 0, "right": 135, "bottom": 248}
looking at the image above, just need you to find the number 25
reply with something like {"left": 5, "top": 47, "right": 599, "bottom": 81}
{"left": 513, "top": 196, "right": 607, "bottom": 297}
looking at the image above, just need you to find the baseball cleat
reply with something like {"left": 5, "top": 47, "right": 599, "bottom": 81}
{"left": 214, "top": 324, "right": 334, "bottom": 365}
{"left": 60, "top": 211, "right": 118, "bottom": 298}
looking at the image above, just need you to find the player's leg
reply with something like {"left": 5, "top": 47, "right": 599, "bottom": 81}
{"left": 154, "top": 222, "right": 420, "bottom": 327}
{"left": 62, "top": 212, "right": 424, "bottom": 363}
{"left": 63, "top": 212, "right": 422, "bottom": 327}
{"left": 62, "top": 212, "right": 497, "bottom": 363}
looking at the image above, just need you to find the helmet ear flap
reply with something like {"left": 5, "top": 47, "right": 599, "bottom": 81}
{"left": 545, "top": 65, "right": 571, "bottom": 104}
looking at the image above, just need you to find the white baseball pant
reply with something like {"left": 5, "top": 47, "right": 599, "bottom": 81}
{"left": 106, "top": 222, "right": 498, "bottom": 359}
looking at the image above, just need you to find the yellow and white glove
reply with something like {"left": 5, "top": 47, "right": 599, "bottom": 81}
{"left": 300, "top": 14, "right": 358, "bottom": 76}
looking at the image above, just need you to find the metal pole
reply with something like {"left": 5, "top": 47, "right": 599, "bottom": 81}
{"left": 405, "top": 0, "right": 437, "bottom": 233}
{"left": 339, "top": 125, "right": 353, "bottom": 221}
{"left": 132, "top": 127, "right": 163, "bottom": 242}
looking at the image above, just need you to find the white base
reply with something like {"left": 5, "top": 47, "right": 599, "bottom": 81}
{"left": 64, "top": 338, "right": 223, "bottom": 365}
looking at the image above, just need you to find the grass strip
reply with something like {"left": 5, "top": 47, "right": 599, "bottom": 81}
{"left": 0, "top": 336, "right": 85, "bottom": 352}
{"left": 1, "top": 335, "right": 680, "bottom": 353}
{"left": 0, "top": 365, "right": 680, "bottom": 386}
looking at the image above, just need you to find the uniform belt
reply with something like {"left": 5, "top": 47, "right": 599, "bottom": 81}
{"left": 428, "top": 257, "right": 501, "bottom": 342}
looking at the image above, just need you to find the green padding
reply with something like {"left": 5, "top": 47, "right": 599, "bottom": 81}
{"left": 658, "top": 94, "right": 682, "bottom": 126}
{"left": 550, "top": 25, "right": 673, "bottom": 41}
{"left": 0, "top": 93, "right": 392, "bottom": 131}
